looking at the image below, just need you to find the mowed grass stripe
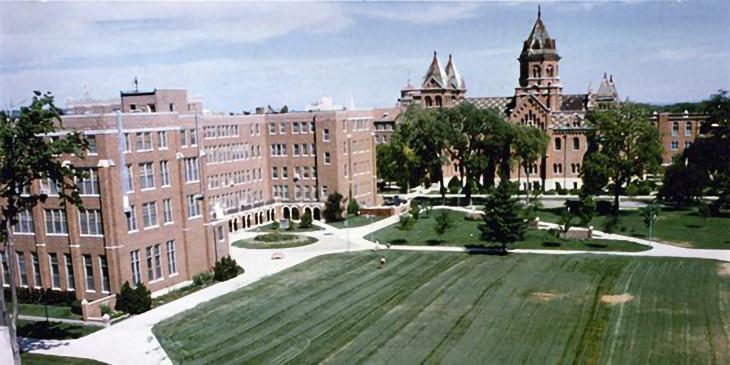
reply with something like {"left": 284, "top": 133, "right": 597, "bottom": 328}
{"left": 155, "top": 253, "right": 730, "bottom": 365}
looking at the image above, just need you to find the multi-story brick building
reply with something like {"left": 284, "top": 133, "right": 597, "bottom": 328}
{"left": 651, "top": 111, "right": 709, "bottom": 165}
{"left": 2, "top": 88, "right": 379, "bottom": 300}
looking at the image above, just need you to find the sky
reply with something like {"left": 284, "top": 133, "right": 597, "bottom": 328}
{"left": 1, "top": 1, "right": 728, "bottom": 112}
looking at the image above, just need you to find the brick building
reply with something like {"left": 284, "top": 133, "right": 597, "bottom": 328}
{"left": 2, "top": 89, "right": 378, "bottom": 300}
{"left": 651, "top": 111, "right": 709, "bottom": 165}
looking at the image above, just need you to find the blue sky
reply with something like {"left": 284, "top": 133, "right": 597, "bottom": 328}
{"left": 1, "top": 1, "right": 728, "bottom": 112}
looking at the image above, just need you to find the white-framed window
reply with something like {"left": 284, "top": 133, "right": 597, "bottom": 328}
{"left": 282, "top": 166, "right": 288, "bottom": 179}
{"left": 671, "top": 141, "right": 679, "bottom": 150}
{"left": 125, "top": 165, "right": 134, "bottom": 192}
{"left": 83, "top": 254, "right": 95, "bottom": 292}
{"left": 672, "top": 122, "right": 679, "bottom": 136}
{"left": 186, "top": 195, "right": 201, "bottom": 218}
{"left": 139, "top": 162, "right": 155, "bottom": 190}
{"left": 127, "top": 205, "right": 138, "bottom": 232}
{"left": 87, "top": 135, "right": 98, "bottom": 155}
{"left": 685, "top": 122, "right": 692, "bottom": 136}
{"left": 65, "top": 254, "right": 75, "bottom": 290}
{"left": 17, "top": 252, "right": 27, "bottom": 286}
{"left": 321, "top": 185, "right": 328, "bottom": 198}
{"left": 292, "top": 122, "right": 300, "bottom": 133}
{"left": 188, "top": 129, "right": 197, "bottom": 146}
{"left": 166, "top": 240, "right": 177, "bottom": 275}
{"left": 279, "top": 122, "right": 286, "bottom": 134}
{"left": 123, "top": 133, "right": 132, "bottom": 152}
{"left": 45, "top": 209, "right": 67, "bottom": 235}
{"left": 100, "top": 255, "right": 110, "bottom": 292}
{"left": 13, "top": 209, "right": 34, "bottom": 234}
{"left": 293, "top": 144, "right": 300, "bottom": 156}
{"left": 130, "top": 250, "right": 141, "bottom": 285}
{"left": 323, "top": 128, "right": 330, "bottom": 142}
{"left": 49, "top": 253, "right": 61, "bottom": 289}
{"left": 154, "top": 244, "right": 162, "bottom": 279}
{"left": 163, "top": 198, "right": 173, "bottom": 224}
{"left": 158, "top": 131, "right": 168, "bottom": 149}
{"left": 272, "top": 167, "right": 278, "bottom": 179}
{"left": 78, "top": 209, "right": 103, "bottom": 236}
{"left": 136, "top": 132, "right": 153, "bottom": 151}
{"left": 142, "top": 201, "right": 158, "bottom": 228}
{"left": 324, "top": 152, "right": 331, "bottom": 165}
{"left": 181, "top": 130, "right": 188, "bottom": 147}
{"left": 31, "top": 252, "right": 41, "bottom": 288}
{"left": 41, "top": 177, "right": 60, "bottom": 196}
{"left": 77, "top": 168, "right": 99, "bottom": 195}
{"left": 268, "top": 122, "right": 276, "bottom": 135}
{"left": 160, "top": 161, "right": 171, "bottom": 187}
{"left": 184, "top": 158, "right": 199, "bottom": 183}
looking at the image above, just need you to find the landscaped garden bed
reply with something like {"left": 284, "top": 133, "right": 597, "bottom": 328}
{"left": 233, "top": 233, "right": 318, "bottom": 249}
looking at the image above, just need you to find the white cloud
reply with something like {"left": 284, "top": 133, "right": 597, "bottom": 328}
{"left": 360, "top": 2, "right": 484, "bottom": 25}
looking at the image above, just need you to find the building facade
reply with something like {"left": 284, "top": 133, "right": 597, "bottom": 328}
{"left": 2, "top": 89, "right": 379, "bottom": 299}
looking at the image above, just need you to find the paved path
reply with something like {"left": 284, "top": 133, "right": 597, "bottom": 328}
{"left": 28, "top": 207, "right": 729, "bottom": 364}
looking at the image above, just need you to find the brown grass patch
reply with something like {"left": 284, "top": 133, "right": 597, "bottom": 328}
{"left": 717, "top": 263, "right": 730, "bottom": 277}
{"left": 532, "top": 292, "right": 565, "bottom": 301}
{"left": 601, "top": 293, "right": 634, "bottom": 304}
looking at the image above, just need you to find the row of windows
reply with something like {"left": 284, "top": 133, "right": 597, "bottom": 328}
{"left": 671, "top": 121, "right": 693, "bottom": 137}
{"left": 129, "top": 240, "right": 177, "bottom": 285}
{"left": 670, "top": 141, "right": 692, "bottom": 150}
{"left": 209, "top": 189, "right": 264, "bottom": 213}
{"left": 552, "top": 163, "right": 581, "bottom": 174}
{"left": 273, "top": 184, "right": 328, "bottom": 201}
{"left": 271, "top": 165, "right": 316, "bottom": 180}
{"left": 205, "top": 144, "right": 261, "bottom": 164}
{"left": 268, "top": 121, "right": 315, "bottom": 135}
{"left": 34, "top": 168, "right": 99, "bottom": 197}
{"left": 207, "top": 169, "right": 261, "bottom": 190}
{"left": 1, "top": 252, "right": 109, "bottom": 293}
{"left": 13, "top": 208, "right": 103, "bottom": 236}
{"left": 554, "top": 137, "right": 581, "bottom": 151}
{"left": 204, "top": 125, "right": 240, "bottom": 139}
{"left": 126, "top": 196, "right": 199, "bottom": 232}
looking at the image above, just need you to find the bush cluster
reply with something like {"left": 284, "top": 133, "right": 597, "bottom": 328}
{"left": 213, "top": 256, "right": 244, "bottom": 282}
{"left": 4, "top": 287, "right": 75, "bottom": 306}
{"left": 192, "top": 271, "right": 214, "bottom": 286}
{"left": 254, "top": 232, "right": 297, "bottom": 242}
{"left": 115, "top": 282, "right": 152, "bottom": 315}
{"left": 299, "top": 212, "right": 313, "bottom": 228}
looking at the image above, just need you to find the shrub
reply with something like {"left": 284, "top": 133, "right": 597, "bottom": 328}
{"left": 270, "top": 221, "right": 280, "bottom": 231}
{"left": 323, "top": 192, "right": 344, "bottom": 222}
{"left": 347, "top": 199, "right": 360, "bottom": 216}
{"left": 115, "top": 281, "right": 152, "bottom": 315}
{"left": 254, "top": 233, "right": 297, "bottom": 242}
{"left": 192, "top": 271, "right": 213, "bottom": 286}
{"left": 100, "top": 305, "right": 113, "bottom": 316}
{"left": 602, "top": 214, "right": 620, "bottom": 233}
{"left": 398, "top": 215, "right": 416, "bottom": 231}
{"left": 70, "top": 299, "right": 83, "bottom": 315}
{"left": 299, "top": 212, "right": 313, "bottom": 228}
{"left": 213, "top": 256, "right": 244, "bottom": 282}
{"left": 447, "top": 176, "right": 462, "bottom": 194}
{"left": 286, "top": 219, "right": 296, "bottom": 231}
{"left": 409, "top": 201, "right": 421, "bottom": 220}
{"left": 4, "top": 287, "right": 76, "bottom": 306}
{"left": 579, "top": 196, "right": 596, "bottom": 225}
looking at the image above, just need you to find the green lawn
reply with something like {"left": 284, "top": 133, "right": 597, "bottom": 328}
{"left": 232, "top": 233, "right": 318, "bottom": 249}
{"left": 256, "top": 222, "right": 322, "bottom": 232}
{"left": 365, "top": 210, "right": 650, "bottom": 252}
{"left": 154, "top": 251, "right": 730, "bottom": 364}
{"left": 21, "top": 353, "right": 107, "bottom": 365}
{"left": 7, "top": 302, "right": 81, "bottom": 320}
{"left": 328, "top": 214, "right": 386, "bottom": 229}
{"left": 16, "top": 319, "right": 102, "bottom": 340}
{"left": 537, "top": 207, "right": 730, "bottom": 249}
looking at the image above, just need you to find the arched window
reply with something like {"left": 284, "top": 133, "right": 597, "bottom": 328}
{"left": 424, "top": 96, "right": 433, "bottom": 107}
{"left": 685, "top": 121, "right": 692, "bottom": 136}
{"left": 532, "top": 65, "right": 540, "bottom": 78}
{"left": 573, "top": 137, "right": 580, "bottom": 150}
{"left": 553, "top": 164, "right": 558, "bottom": 173}
{"left": 546, "top": 65, "right": 554, "bottom": 77}
{"left": 672, "top": 122, "right": 679, "bottom": 136}
{"left": 435, "top": 95, "right": 443, "bottom": 107}
{"left": 554, "top": 137, "right": 562, "bottom": 150}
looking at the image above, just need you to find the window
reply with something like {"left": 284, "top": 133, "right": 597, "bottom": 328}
{"left": 123, "top": 133, "right": 132, "bottom": 152}
{"left": 323, "top": 128, "right": 330, "bottom": 142}
{"left": 84, "top": 255, "right": 95, "bottom": 291}
{"left": 189, "top": 129, "right": 197, "bottom": 146}
{"left": 31, "top": 253, "right": 41, "bottom": 287}
{"left": 572, "top": 137, "right": 580, "bottom": 151}
{"left": 142, "top": 201, "right": 158, "bottom": 228}
{"left": 282, "top": 167, "right": 288, "bottom": 179}
{"left": 13, "top": 209, "right": 34, "bottom": 234}
{"left": 166, "top": 240, "right": 177, "bottom": 275}
{"left": 292, "top": 122, "right": 300, "bottom": 133}
{"left": 139, "top": 162, "right": 155, "bottom": 190}
{"left": 279, "top": 122, "right": 286, "bottom": 134}
{"left": 136, "top": 132, "right": 153, "bottom": 151}
{"left": 100, "top": 256, "right": 109, "bottom": 292}
{"left": 125, "top": 165, "right": 134, "bottom": 192}
{"left": 127, "top": 205, "right": 138, "bottom": 232}
{"left": 158, "top": 131, "right": 168, "bottom": 149}
{"left": 146, "top": 247, "right": 154, "bottom": 281}
{"left": 554, "top": 137, "right": 562, "bottom": 150}
{"left": 272, "top": 167, "right": 278, "bottom": 179}
{"left": 130, "top": 250, "right": 141, "bottom": 285}
{"left": 685, "top": 122, "right": 692, "bottom": 136}
{"left": 1, "top": 252, "right": 10, "bottom": 286}
{"left": 49, "top": 253, "right": 60, "bottom": 288}
{"left": 65, "top": 254, "right": 75, "bottom": 290}
{"left": 672, "top": 122, "right": 679, "bottom": 136}
{"left": 169, "top": 103, "right": 175, "bottom": 112}
{"left": 324, "top": 152, "right": 331, "bottom": 164}
{"left": 87, "top": 135, "right": 97, "bottom": 155}
{"left": 269, "top": 123, "right": 276, "bottom": 135}
{"left": 78, "top": 209, "right": 103, "bottom": 235}
{"left": 160, "top": 161, "right": 171, "bottom": 187}
{"left": 684, "top": 141, "right": 691, "bottom": 149}
{"left": 186, "top": 195, "right": 201, "bottom": 218}
{"left": 163, "top": 199, "right": 173, "bottom": 224}
{"left": 181, "top": 130, "right": 188, "bottom": 147}
{"left": 41, "top": 177, "right": 60, "bottom": 195}
{"left": 78, "top": 168, "right": 99, "bottom": 195}
{"left": 17, "top": 252, "right": 27, "bottom": 286}
{"left": 184, "top": 158, "right": 199, "bottom": 182}
{"left": 45, "top": 209, "right": 67, "bottom": 234}
{"left": 154, "top": 244, "right": 162, "bottom": 279}
{"left": 293, "top": 144, "right": 300, "bottom": 156}
{"left": 671, "top": 141, "right": 679, "bottom": 150}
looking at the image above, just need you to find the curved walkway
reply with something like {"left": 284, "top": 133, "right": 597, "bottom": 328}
{"left": 28, "top": 208, "right": 728, "bottom": 364}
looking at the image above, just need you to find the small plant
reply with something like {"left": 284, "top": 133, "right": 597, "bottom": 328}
{"left": 409, "top": 201, "right": 421, "bottom": 221}
{"left": 100, "top": 304, "right": 113, "bottom": 316}
{"left": 447, "top": 176, "right": 462, "bottom": 194}
{"left": 213, "top": 256, "right": 244, "bottom": 282}
{"left": 347, "top": 198, "right": 360, "bottom": 216}
{"left": 192, "top": 271, "right": 213, "bottom": 286}
{"left": 558, "top": 207, "right": 574, "bottom": 234}
{"left": 270, "top": 221, "right": 280, "bottom": 231}
{"left": 286, "top": 219, "right": 296, "bottom": 231}
{"left": 115, "top": 281, "right": 152, "bottom": 315}
{"left": 299, "top": 212, "right": 313, "bottom": 228}
{"left": 434, "top": 210, "right": 455, "bottom": 235}
{"left": 398, "top": 215, "right": 416, "bottom": 231}
{"left": 579, "top": 195, "right": 596, "bottom": 226}
{"left": 602, "top": 214, "right": 620, "bottom": 233}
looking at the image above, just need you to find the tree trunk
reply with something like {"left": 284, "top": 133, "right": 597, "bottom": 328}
{"left": 524, "top": 162, "right": 531, "bottom": 206}
{"left": 438, "top": 167, "right": 446, "bottom": 206}
{"left": 4, "top": 220, "right": 21, "bottom": 365}
{"left": 465, "top": 171, "right": 473, "bottom": 206}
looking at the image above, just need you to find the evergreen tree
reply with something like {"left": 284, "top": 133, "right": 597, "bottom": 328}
{"left": 323, "top": 192, "right": 344, "bottom": 222}
{"left": 480, "top": 180, "right": 527, "bottom": 252}
{"left": 299, "top": 211, "right": 313, "bottom": 228}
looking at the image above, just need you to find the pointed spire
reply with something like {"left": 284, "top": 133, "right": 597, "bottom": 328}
{"left": 445, "top": 54, "right": 465, "bottom": 90}
{"left": 521, "top": 7, "right": 558, "bottom": 59}
{"left": 422, "top": 50, "right": 446, "bottom": 89}
{"left": 538, "top": 4, "right": 541, "bottom": 19}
